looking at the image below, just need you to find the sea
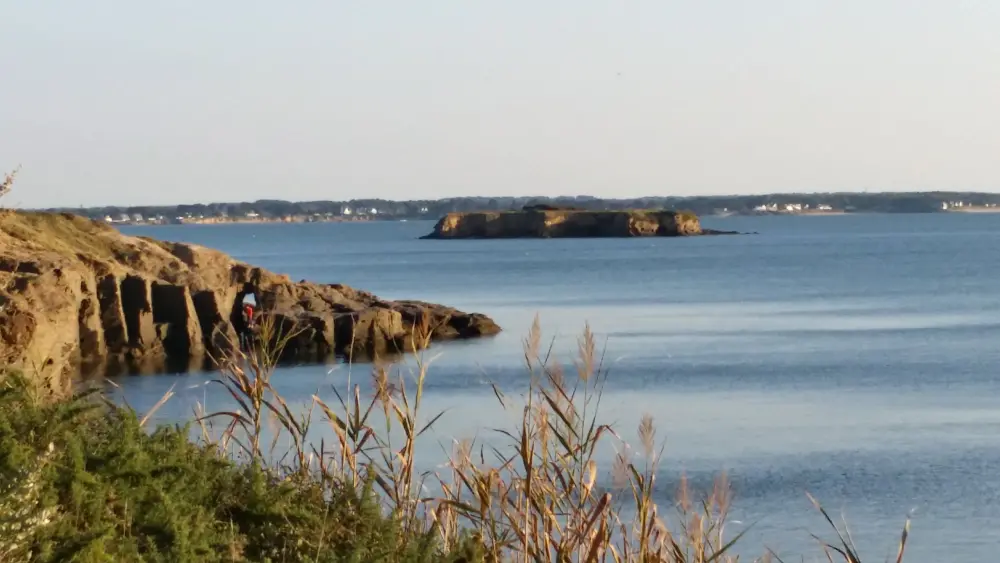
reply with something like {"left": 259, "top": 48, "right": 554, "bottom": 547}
{"left": 113, "top": 213, "right": 1000, "bottom": 561}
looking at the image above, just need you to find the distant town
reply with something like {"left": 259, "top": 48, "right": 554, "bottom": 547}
{"left": 98, "top": 204, "right": 431, "bottom": 226}
{"left": 39, "top": 192, "right": 1000, "bottom": 226}
{"left": 749, "top": 202, "right": 838, "bottom": 214}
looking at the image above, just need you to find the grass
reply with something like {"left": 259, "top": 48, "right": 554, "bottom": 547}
{"left": 0, "top": 169, "right": 170, "bottom": 264}
{"left": 0, "top": 210, "right": 136, "bottom": 265}
{"left": 0, "top": 311, "right": 912, "bottom": 562}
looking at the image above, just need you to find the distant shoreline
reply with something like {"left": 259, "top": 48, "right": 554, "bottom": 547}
{"left": 42, "top": 192, "right": 1000, "bottom": 226}
{"left": 729, "top": 210, "right": 849, "bottom": 217}
{"left": 184, "top": 217, "right": 375, "bottom": 225}
{"left": 946, "top": 207, "right": 1000, "bottom": 214}
{"left": 796, "top": 210, "right": 848, "bottom": 216}
{"left": 114, "top": 216, "right": 377, "bottom": 227}
{"left": 98, "top": 207, "right": 1000, "bottom": 228}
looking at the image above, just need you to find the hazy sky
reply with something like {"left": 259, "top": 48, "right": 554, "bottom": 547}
{"left": 3, "top": 1, "right": 1000, "bottom": 208}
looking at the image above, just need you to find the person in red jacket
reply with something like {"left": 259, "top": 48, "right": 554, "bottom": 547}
{"left": 238, "top": 293, "right": 259, "bottom": 349}
{"left": 242, "top": 301, "right": 256, "bottom": 330}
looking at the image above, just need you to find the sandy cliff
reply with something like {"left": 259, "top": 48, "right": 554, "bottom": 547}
{"left": 0, "top": 212, "right": 500, "bottom": 386}
{"left": 422, "top": 209, "right": 707, "bottom": 239}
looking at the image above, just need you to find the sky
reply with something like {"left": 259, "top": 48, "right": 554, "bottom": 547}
{"left": 2, "top": 1, "right": 1000, "bottom": 208}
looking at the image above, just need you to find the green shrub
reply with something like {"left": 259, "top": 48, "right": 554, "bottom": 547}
{"left": 0, "top": 370, "right": 475, "bottom": 562}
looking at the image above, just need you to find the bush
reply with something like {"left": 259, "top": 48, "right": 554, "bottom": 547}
{"left": 0, "top": 370, "right": 473, "bottom": 562}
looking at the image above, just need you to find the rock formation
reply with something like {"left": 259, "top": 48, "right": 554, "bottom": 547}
{"left": 421, "top": 209, "right": 732, "bottom": 239}
{"left": 0, "top": 212, "right": 500, "bottom": 383}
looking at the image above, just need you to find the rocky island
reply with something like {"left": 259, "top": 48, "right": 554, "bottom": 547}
{"left": 0, "top": 211, "right": 500, "bottom": 384}
{"left": 422, "top": 207, "right": 735, "bottom": 239}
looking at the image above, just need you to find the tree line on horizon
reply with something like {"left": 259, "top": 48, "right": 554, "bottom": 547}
{"left": 41, "top": 191, "right": 1000, "bottom": 221}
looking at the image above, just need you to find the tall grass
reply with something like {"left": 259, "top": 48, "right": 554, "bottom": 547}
{"left": 186, "top": 312, "right": 910, "bottom": 562}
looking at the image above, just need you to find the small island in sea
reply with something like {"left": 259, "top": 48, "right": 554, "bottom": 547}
{"left": 421, "top": 205, "right": 739, "bottom": 239}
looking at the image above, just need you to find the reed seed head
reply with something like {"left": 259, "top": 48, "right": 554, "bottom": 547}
{"left": 638, "top": 414, "right": 655, "bottom": 459}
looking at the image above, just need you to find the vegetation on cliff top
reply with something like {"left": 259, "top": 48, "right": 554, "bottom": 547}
{"left": 2, "top": 211, "right": 131, "bottom": 262}
{"left": 443, "top": 208, "right": 699, "bottom": 217}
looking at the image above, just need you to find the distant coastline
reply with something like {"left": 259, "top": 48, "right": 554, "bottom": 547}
{"left": 120, "top": 215, "right": 376, "bottom": 227}
{"left": 111, "top": 208, "right": 854, "bottom": 227}
{"left": 944, "top": 206, "right": 1000, "bottom": 213}
{"left": 39, "top": 191, "right": 1000, "bottom": 226}
{"left": 730, "top": 209, "right": 849, "bottom": 217}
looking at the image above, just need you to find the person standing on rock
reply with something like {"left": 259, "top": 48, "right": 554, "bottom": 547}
{"left": 239, "top": 293, "right": 258, "bottom": 349}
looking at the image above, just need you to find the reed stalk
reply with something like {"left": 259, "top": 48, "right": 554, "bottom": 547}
{"left": 193, "top": 311, "right": 912, "bottom": 562}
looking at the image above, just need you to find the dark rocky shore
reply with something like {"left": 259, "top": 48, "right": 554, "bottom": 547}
{"left": 0, "top": 212, "right": 500, "bottom": 382}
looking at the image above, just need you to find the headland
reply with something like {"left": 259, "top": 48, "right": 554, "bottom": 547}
{"left": 0, "top": 211, "right": 500, "bottom": 388}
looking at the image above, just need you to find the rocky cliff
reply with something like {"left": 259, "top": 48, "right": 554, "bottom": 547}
{"left": 421, "top": 209, "right": 707, "bottom": 239}
{"left": 0, "top": 212, "right": 500, "bottom": 383}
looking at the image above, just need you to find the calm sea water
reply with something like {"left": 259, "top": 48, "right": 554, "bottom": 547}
{"left": 116, "top": 214, "right": 1000, "bottom": 561}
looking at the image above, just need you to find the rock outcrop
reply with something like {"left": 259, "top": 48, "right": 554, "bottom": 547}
{"left": 421, "top": 209, "right": 718, "bottom": 239}
{"left": 0, "top": 212, "right": 501, "bottom": 382}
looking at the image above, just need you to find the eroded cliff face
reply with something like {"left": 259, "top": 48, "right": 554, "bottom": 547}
{"left": 422, "top": 210, "right": 703, "bottom": 239}
{"left": 0, "top": 212, "right": 500, "bottom": 385}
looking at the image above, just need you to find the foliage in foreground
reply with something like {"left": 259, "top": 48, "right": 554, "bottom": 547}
{"left": 0, "top": 314, "right": 910, "bottom": 562}
{"left": 0, "top": 369, "right": 477, "bottom": 562}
